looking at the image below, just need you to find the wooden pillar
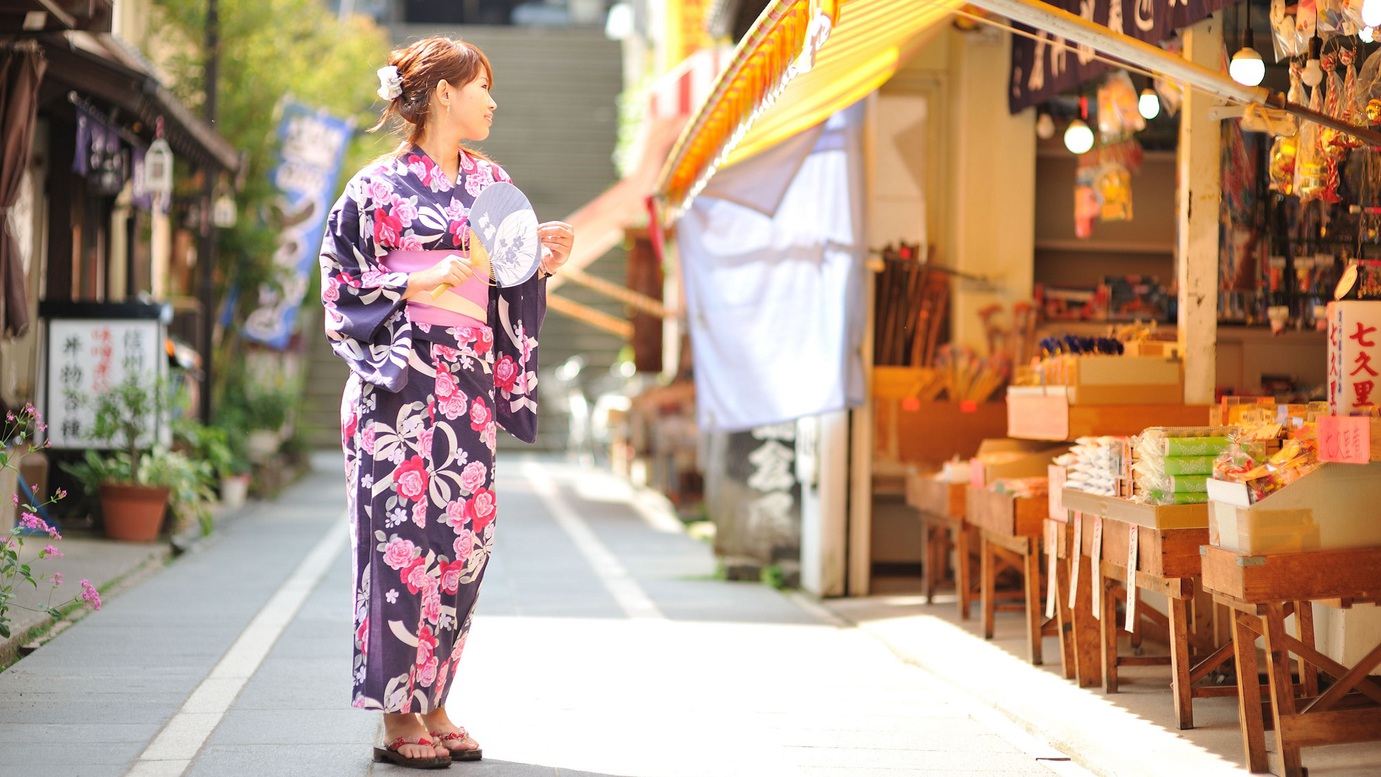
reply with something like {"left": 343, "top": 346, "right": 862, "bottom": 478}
{"left": 1175, "top": 17, "right": 1223, "bottom": 405}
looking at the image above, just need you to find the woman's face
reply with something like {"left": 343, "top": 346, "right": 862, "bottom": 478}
{"left": 444, "top": 73, "right": 496, "bottom": 142}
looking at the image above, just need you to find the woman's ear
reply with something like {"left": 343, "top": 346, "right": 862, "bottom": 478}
{"left": 436, "top": 79, "right": 451, "bottom": 106}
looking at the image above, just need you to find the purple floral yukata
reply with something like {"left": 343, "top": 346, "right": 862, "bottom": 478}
{"left": 319, "top": 147, "right": 545, "bottom": 713}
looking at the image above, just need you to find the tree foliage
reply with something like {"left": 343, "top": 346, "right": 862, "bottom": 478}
{"left": 148, "top": 0, "right": 398, "bottom": 412}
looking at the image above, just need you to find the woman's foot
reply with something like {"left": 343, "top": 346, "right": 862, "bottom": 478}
{"left": 376, "top": 712, "right": 450, "bottom": 768}
{"left": 420, "top": 708, "right": 483, "bottom": 761}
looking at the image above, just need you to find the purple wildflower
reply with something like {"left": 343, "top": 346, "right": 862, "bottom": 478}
{"left": 50, "top": 572, "right": 62, "bottom": 586}
{"left": 42, "top": 544, "right": 62, "bottom": 558}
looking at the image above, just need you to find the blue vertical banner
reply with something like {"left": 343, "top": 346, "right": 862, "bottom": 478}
{"left": 242, "top": 101, "right": 355, "bottom": 349}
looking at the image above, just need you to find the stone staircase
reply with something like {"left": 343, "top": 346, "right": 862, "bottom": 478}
{"left": 299, "top": 24, "right": 629, "bottom": 452}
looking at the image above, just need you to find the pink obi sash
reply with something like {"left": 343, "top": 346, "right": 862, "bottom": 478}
{"left": 382, "top": 250, "right": 489, "bottom": 328}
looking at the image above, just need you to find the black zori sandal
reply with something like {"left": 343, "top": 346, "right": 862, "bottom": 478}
{"left": 373, "top": 736, "right": 452, "bottom": 769}
{"left": 430, "top": 729, "right": 484, "bottom": 761}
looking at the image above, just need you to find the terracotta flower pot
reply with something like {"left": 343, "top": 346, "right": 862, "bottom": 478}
{"left": 99, "top": 483, "right": 170, "bottom": 542}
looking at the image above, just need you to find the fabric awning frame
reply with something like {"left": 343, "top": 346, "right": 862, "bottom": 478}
{"left": 657, "top": 0, "right": 841, "bottom": 222}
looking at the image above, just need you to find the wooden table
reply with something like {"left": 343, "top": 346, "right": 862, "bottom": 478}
{"left": 1201, "top": 544, "right": 1381, "bottom": 776}
{"left": 905, "top": 474, "right": 976, "bottom": 617}
{"left": 968, "top": 486, "right": 1055, "bottom": 664}
{"left": 1063, "top": 490, "right": 1231, "bottom": 730}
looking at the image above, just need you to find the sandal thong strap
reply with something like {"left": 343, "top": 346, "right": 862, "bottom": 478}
{"left": 386, "top": 736, "right": 435, "bottom": 751}
{"left": 430, "top": 728, "right": 469, "bottom": 742}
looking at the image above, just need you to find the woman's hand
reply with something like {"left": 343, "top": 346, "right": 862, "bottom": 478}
{"left": 537, "top": 221, "right": 574, "bottom": 277}
{"left": 405, "top": 253, "right": 475, "bottom": 299}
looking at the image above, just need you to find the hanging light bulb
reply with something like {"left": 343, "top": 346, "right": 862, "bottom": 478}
{"left": 1229, "top": 23, "right": 1266, "bottom": 86}
{"left": 1365, "top": 0, "right": 1381, "bottom": 29}
{"left": 1302, "top": 35, "right": 1324, "bottom": 87}
{"left": 1064, "top": 119, "right": 1094, "bottom": 154}
{"left": 1036, "top": 112, "right": 1056, "bottom": 139}
{"left": 1065, "top": 94, "right": 1094, "bottom": 154}
{"left": 1138, "top": 88, "right": 1161, "bottom": 120}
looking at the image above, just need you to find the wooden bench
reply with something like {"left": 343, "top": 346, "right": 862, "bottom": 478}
{"left": 1200, "top": 544, "right": 1381, "bottom": 776}
{"left": 968, "top": 486, "right": 1055, "bottom": 664}
{"left": 905, "top": 475, "right": 977, "bottom": 616}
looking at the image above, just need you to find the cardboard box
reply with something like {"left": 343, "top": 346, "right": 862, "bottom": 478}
{"left": 1205, "top": 462, "right": 1381, "bottom": 554}
{"left": 969, "top": 439, "right": 1067, "bottom": 489}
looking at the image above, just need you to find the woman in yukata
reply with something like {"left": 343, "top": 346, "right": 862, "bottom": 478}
{"left": 318, "top": 35, "right": 573, "bottom": 769}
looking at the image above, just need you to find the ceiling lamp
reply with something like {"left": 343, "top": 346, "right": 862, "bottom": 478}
{"left": 1365, "top": 0, "right": 1381, "bottom": 29}
{"left": 1036, "top": 112, "right": 1055, "bottom": 139}
{"left": 1229, "top": 12, "right": 1265, "bottom": 87}
{"left": 1138, "top": 88, "right": 1161, "bottom": 120}
{"left": 1064, "top": 118, "right": 1094, "bottom": 154}
{"left": 1064, "top": 95, "right": 1094, "bottom": 154}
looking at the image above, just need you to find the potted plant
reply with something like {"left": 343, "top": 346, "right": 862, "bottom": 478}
{"left": 174, "top": 418, "right": 250, "bottom": 510}
{"left": 220, "top": 375, "right": 291, "bottom": 464}
{"left": 62, "top": 378, "right": 212, "bottom": 542}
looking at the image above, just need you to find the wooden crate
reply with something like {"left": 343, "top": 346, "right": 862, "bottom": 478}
{"left": 874, "top": 397, "right": 1010, "bottom": 472}
{"left": 1073, "top": 511, "right": 1207, "bottom": 579}
{"left": 1006, "top": 387, "right": 1212, "bottom": 441}
{"left": 1062, "top": 489, "right": 1208, "bottom": 530}
{"left": 967, "top": 486, "right": 1046, "bottom": 538}
{"left": 906, "top": 473, "right": 967, "bottom": 519}
{"left": 1201, "top": 544, "right": 1381, "bottom": 603}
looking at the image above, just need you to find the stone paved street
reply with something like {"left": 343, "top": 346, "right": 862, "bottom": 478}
{"left": 0, "top": 454, "right": 1087, "bottom": 776}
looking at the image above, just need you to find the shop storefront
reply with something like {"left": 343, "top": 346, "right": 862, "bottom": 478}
{"left": 0, "top": 4, "right": 237, "bottom": 528}
{"left": 653, "top": 0, "right": 1381, "bottom": 771}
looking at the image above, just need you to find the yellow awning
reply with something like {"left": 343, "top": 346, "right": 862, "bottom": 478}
{"left": 656, "top": 0, "right": 963, "bottom": 221}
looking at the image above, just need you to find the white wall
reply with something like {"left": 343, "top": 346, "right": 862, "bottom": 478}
{"left": 945, "top": 28, "right": 1036, "bottom": 352}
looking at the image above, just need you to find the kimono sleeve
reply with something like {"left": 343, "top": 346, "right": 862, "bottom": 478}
{"left": 491, "top": 273, "right": 547, "bottom": 444}
{"left": 318, "top": 174, "right": 413, "bottom": 392}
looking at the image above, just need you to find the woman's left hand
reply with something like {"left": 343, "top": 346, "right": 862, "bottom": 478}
{"left": 537, "top": 221, "right": 574, "bottom": 276}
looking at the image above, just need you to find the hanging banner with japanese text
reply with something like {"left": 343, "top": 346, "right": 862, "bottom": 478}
{"left": 1007, "top": 0, "right": 1230, "bottom": 114}
{"left": 1328, "top": 301, "right": 1381, "bottom": 416}
{"left": 241, "top": 101, "right": 354, "bottom": 349}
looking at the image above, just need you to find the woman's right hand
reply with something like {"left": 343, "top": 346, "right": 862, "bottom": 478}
{"left": 406, "top": 253, "right": 475, "bottom": 298}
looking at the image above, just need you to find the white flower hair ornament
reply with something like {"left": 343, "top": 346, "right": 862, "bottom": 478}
{"left": 376, "top": 66, "right": 403, "bottom": 101}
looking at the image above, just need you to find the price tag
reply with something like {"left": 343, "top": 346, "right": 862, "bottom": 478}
{"left": 1124, "top": 525, "right": 1139, "bottom": 633}
{"left": 1090, "top": 517, "right": 1104, "bottom": 620}
{"left": 1069, "top": 513, "right": 1083, "bottom": 611}
{"left": 1318, "top": 416, "right": 1371, "bottom": 463}
{"left": 1045, "top": 522, "right": 1058, "bottom": 619}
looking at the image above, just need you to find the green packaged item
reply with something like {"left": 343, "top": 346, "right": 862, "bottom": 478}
{"left": 1162, "top": 456, "right": 1216, "bottom": 476}
{"left": 1162, "top": 437, "right": 1231, "bottom": 457}
{"left": 1168, "top": 476, "right": 1209, "bottom": 493}
{"left": 1144, "top": 490, "right": 1209, "bottom": 505}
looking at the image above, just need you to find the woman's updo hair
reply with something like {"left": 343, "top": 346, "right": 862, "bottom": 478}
{"left": 370, "top": 36, "right": 494, "bottom": 145}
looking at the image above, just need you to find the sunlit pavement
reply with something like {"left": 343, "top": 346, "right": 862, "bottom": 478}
{"left": 0, "top": 453, "right": 1090, "bottom": 777}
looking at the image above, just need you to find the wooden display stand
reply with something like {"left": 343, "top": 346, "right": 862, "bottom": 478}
{"left": 1201, "top": 544, "right": 1381, "bottom": 776}
{"left": 1063, "top": 490, "right": 1232, "bottom": 730}
{"left": 967, "top": 487, "right": 1055, "bottom": 664}
{"left": 905, "top": 475, "right": 977, "bottom": 616}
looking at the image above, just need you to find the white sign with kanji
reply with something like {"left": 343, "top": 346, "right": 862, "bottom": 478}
{"left": 1328, "top": 301, "right": 1381, "bottom": 416}
{"left": 45, "top": 318, "right": 164, "bottom": 449}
